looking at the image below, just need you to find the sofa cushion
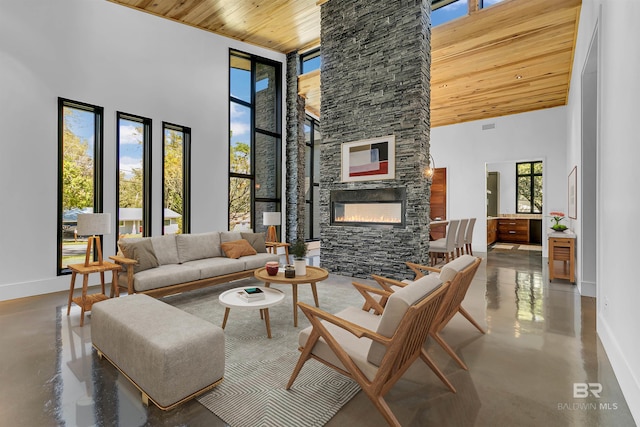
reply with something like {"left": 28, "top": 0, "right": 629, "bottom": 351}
{"left": 182, "top": 257, "right": 246, "bottom": 279}
{"left": 220, "top": 231, "right": 242, "bottom": 243}
{"left": 150, "top": 234, "right": 179, "bottom": 265}
{"left": 176, "top": 232, "right": 222, "bottom": 263}
{"left": 367, "top": 274, "right": 443, "bottom": 366}
{"left": 241, "top": 232, "right": 267, "bottom": 253}
{"left": 241, "top": 253, "right": 280, "bottom": 270}
{"left": 221, "top": 239, "right": 257, "bottom": 259}
{"left": 133, "top": 264, "right": 201, "bottom": 292}
{"left": 119, "top": 238, "right": 159, "bottom": 274}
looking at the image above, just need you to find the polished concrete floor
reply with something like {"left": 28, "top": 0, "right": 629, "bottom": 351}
{"left": 0, "top": 248, "right": 636, "bottom": 426}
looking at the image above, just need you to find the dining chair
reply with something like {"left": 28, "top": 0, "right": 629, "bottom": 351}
{"left": 464, "top": 218, "right": 476, "bottom": 255}
{"left": 428, "top": 219, "right": 459, "bottom": 266}
{"left": 454, "top": 218, "right": 469, "bottom": 258}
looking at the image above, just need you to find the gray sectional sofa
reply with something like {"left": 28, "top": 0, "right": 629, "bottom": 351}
{"left": 110, "top": 231, "right": 279, "bottom": 298}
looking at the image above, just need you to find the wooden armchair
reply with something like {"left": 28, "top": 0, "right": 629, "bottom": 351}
{"left": 287, "top": 275, "right": 451, "bottom": 427}
{"left": 407, "top": 255, "right": 484, "bottom": 370}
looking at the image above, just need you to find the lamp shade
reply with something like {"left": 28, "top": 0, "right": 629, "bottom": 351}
{"left": 77, "top": 213, "right": 111, "bottom": 236}
{"left": 263, "top": 212, "right": 281, "bottom": 226}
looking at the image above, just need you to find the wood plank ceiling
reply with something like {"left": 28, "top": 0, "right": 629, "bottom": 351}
{"left": 107, "top": 0, "right": 582, "bottom": 128}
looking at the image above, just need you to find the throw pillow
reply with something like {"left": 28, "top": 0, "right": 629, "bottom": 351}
{"left": 119, "top": 239, "right": 159, "bottom": 274}
{"left": 241, "top": 232, "right": 267, "bottom": 253}
{"left": 221, "top": 239, "right": 257, "bottom": 259}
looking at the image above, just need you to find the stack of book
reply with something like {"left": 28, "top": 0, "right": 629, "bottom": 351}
{"left": 237, "top": 287, "right": 265, "bottom": 302}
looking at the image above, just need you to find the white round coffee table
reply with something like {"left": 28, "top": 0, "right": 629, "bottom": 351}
{"left": 218, "top": 286, "right": 284, "bottom": 338}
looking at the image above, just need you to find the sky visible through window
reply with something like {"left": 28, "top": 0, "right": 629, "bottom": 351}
{"left": 432, "top": 0, "right": 505, "bottom": 27}
{"left": 230, "top": 67, "right": 251, "bottom": 148}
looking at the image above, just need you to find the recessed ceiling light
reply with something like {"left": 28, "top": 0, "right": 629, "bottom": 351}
{"left": 515, "top": 74, "right": 523, "bottom": 79}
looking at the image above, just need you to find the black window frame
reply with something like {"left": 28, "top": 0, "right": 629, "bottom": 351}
{"left": 116, "top": 111, "right": 152, "bottom": 242}
{"left": 516, "top": 160, "right": 543, "bottom": 214}
{"left": 304, "top": 115, "right": 321, "bottom": 241}
{"left": 162, "top": 122, "right": 191, "bottom": 235}
{"left": 229, "top": 49, "right": 283, "bottom": 233}
{"left": 300, "top": 48, "right": 321, "bottom": 75}
{"left": 57, "top": 97, "right": 104, "bottom": 275}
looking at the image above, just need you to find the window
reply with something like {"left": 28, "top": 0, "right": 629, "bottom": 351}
{"left": 229, "top": 50, "right": 282, "bottom": 234}
{"left": 300, "top": 48, "right": 321, "bottom": 74}
{"left": 304, "top": 116, "right": 321, "bottom": 240}
{"left": 516, "top": 161, "right": 543, "bottom": 214}
{"left": 117, "top": 112, "right": 151, "bottom": 238}
{"left": 432, "top": 0, "right": 469, "bottom": 27}
{"left": 163, "top": 122, "right": 191, "bottom": 235}
{"left": 431, "top": 0, "right": 506, "bottom": 27}
{"left": 57, "top": 98, "right": 103, "bottom": 274}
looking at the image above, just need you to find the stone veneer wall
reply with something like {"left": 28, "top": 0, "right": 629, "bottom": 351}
{"left": 285, "top": 52, "right": 307, "bottom": 243}
{"left": 320, "top": 0, "right": 432, "bottom": 279}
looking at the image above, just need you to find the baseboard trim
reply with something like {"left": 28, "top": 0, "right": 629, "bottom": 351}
{"left": 598, "top": 316, "right": 640, "bottom": 426}
{"left": 580, "top": 280, "right": 596, "bottom": 297}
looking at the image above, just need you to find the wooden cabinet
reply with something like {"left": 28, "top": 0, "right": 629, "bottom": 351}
{"left": 497, "top": 219, "right": 530, "bottom": 243}
{"left": 487, "top": 219, "right": 498, "bottom": 245}
{"left": 429, "top": 168, "right": 447, "bottom": 240}
{"left": 548, "top": 235, "right": 575, "bottom": 283}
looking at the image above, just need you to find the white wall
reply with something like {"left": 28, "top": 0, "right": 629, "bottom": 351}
{"left": 487, "top": 161, "right": 516, "bottom": 215}
{"left": 565, "top": 0, "right": 640, "bottom": 422}
{"left": 430, "top": 106, "right": 568, "bottom": 256}
{"left": 0, "top": 0, "right": 285, "bottom": 300}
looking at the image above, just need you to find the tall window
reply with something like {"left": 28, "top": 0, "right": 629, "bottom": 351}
{"left": 229, "top": 50, "right": 282, "bottom": 234}
{"left": 163, "top": 122, "right": 191, "bottom": 235}
{"left": 117, "top": 112, "right": 151, "bottom": 239}
{"left": 516, "top": 161, "right": 543, "bottom": 214}
{"left": 304, "top": 116, "right": 321, "bottom": 240}
{"left": 57, "top": 98, "right": 103, "bottom": 274}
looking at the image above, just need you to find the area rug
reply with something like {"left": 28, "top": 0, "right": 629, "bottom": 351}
{"left": 161, "top": 276, "right": 366, "bottom": 426}
{"left": 197, "top": 351, "right": 360, "bottom": 427}
{"left": 518, "top": 245, "right": 542, "bottom": 251}
{"left": 492, "top": 244, "right": 514, "bottom": 250}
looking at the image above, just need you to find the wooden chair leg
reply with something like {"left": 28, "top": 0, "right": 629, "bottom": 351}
{"left": 459, "top": 307, "right": 486, "bottom": 334}
{"left": 420, "top": 349, "right": 456, "bottom": 393}
{"left": 432, "top": 332, "right": 468, "bottom": 370}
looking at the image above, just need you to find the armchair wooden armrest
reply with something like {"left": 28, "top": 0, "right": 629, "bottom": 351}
{"left": 352, "top": 281, "right": 392, "bottom": 315}
{"left": 108, "top": 255, "right": 137, "bottom": 295}
{"left": 371, "top": 274, "right": 409, "bottom": 290}
{"left": 406, "top": 261, "right": 441, "bottom": 279}
{"left": 297, "top": 302, "right": 391, "bottom": 345}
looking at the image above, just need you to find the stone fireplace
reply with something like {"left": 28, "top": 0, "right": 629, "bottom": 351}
{"left": 318, "top": 0, "right": 432, "bottom": 280}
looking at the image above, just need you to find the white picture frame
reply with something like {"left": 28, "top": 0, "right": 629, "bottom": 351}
{"left": 341, "top": 136, "right": 395, "bottom": 182}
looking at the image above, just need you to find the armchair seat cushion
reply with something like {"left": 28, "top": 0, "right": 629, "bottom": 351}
{"left": 298, "top": 306, "right": 381, "bottom": 381}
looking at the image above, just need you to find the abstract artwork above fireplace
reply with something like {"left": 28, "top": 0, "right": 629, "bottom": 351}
{"left": 341, "top": 136, "right": 395, "bottom": 182}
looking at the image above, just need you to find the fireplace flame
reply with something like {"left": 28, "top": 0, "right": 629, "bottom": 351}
{"left": 334, "top": 215, "right": 401, "bottom": 224}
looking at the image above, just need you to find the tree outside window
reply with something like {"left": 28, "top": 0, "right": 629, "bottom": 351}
{"left": 516, "top": 161, "right": 543, "bottom": 214}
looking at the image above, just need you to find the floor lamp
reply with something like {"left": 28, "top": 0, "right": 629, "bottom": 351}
{"left": 263, "top": 212, "right": 281, "bottom": 243}
{"left": 76, "top": 213, "right": 111, "bottom": 267}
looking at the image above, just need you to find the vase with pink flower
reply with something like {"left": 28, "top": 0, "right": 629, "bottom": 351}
{"left": 550, "top": 211, "right": 568, "bottom": 232}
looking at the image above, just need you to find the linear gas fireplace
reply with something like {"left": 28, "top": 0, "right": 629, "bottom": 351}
{"left": 330, "top": 188, "right": 406, "bottom": 228}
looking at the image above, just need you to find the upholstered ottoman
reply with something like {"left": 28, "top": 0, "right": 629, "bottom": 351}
{"left": 91, "top": 294, "right": 224, "bottom": 410}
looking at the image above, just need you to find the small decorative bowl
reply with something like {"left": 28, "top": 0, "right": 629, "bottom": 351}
{"left": 265, "top": 262, "right": 279, "bottom": 276}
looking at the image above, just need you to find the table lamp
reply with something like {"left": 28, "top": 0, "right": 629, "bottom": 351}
{"left": 263, "top": 212, "right": 281, "bottom": 243}
{"left": 76, "top": 213, "right": 111, "bottom": 267}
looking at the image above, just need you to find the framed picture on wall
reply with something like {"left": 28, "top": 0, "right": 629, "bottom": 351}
{"left": 341, "top": 136, "right": 395, "bottom": 182}
{"left": 568, "top": 166, "right": 577, "bottom": 219}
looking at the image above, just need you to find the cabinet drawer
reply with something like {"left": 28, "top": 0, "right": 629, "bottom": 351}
{"left": 549, "top": 238, "right": 572, "bottom": 246}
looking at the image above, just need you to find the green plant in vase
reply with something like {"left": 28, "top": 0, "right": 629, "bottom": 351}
{"left": 550, "top": 211, "right": 568, "bottom": 232}
{"left": 290, "top": 239, "right": 308, "bottom": 276}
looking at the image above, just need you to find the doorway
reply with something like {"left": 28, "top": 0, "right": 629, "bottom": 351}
{"left": 580, "top": 26, "right": 598, "bottom": 297}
